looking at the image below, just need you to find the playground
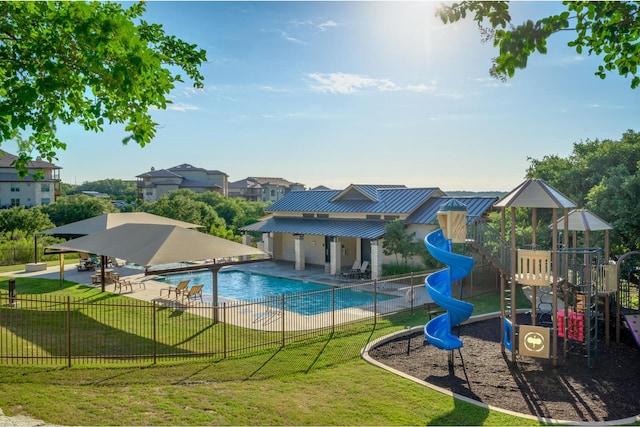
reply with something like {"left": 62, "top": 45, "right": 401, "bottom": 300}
{"left": 368, "top": 313, "right": 640, "bottom": 423}
{"left": 367, "top": 179, "right": 640, "bottom": 423}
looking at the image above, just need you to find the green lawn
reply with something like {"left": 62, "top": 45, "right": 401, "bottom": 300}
{"left": 0, "top": 275, "right": 540, "bottom": 426}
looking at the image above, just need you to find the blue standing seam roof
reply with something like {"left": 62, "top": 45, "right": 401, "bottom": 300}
{"left": 240, "top": 218, "right": 388, "bottom": 239}
{"left": 266, "top": 187, "right": 441, "bottom": 215}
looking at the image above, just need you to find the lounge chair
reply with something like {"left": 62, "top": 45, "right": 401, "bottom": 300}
{"left": 109, "top": 257, "right": 126, "bottom": 268}
{"left": 182, "top": 284, "right": 204, "bottom": 304}
{"left": 339, "top": 260, "right": 361, "bottom": 279}
{"left": 355, "top": 261, "right": 370, "bottom": 279}
{"left": 160, "top": 280, "right": 189, "bottom": 299}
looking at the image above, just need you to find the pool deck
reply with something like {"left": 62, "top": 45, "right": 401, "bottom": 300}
{"left": 4, "top": 260, "right": 422, "bottom": 331}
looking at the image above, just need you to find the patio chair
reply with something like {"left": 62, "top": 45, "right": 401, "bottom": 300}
{"left": 339, "top": 260, "right": 361, "bottom": 279}
{"left": 160, "top": 280, "right": 189, "bottom": 299}
{"left": 355, "top": 261, "right": 370, "bottom": 279}
{"left": 113, "top": 277, "right": 133, "bottom": 293}
{"left": 182, "top": 284, "right": 204, "bottom": 304}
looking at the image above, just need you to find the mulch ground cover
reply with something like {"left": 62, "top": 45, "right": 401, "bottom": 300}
{"left": 368, "top": 313, "right": 640, "bottom": 423}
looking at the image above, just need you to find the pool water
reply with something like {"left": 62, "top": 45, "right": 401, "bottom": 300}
{"left": 159, "top": 270, "right": 394, "bottom": 315}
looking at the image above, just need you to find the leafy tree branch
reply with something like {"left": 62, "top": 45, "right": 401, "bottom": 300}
{"left": 0, "top": 1, "right": 206, "bottom": 176}
{"left": 436, "top": 1, "right": 640, "bottom": 88}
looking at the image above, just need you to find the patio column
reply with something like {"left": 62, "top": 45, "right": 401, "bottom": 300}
{"left": 370, "top": 239, "right": 381, "bottom": 279}
{"left": 241, "top": 233, "right": 251, "bottom": 260}
{"left": 294, "top": 234, "right": 305, "bottom": 270}
{"left": 330, "top": 237, "right": 341, "bottom": 275}
{"left": 262, "top": 232, "right": 273, "bottom": 255}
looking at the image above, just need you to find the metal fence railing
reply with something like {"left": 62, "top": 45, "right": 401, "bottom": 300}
{"left": 0, "top": 273, "right": 437, "bottom": 367}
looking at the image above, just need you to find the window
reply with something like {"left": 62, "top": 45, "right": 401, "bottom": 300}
{"left": 366, "top": 215, "right": 381, "bottom": 220}
{"left": 41, "top": 198, "right": 51, "bottom": 205}
{"left": 145, "top": 190, "right": 153, "bottom": 196}
{"left": 41, "top": 183, "right": 50, "bottom": 192}
{"left": 316, "top": 214, "right": 329, "bottom": 219}
{"left": 10, "top": 184, "right": 19, "bottom": 192}
{"left": 10, "top": 198, "right": 20, "bottom": 207}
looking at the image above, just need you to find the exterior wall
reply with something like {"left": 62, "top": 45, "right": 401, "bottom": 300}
{"left": 274, "top": 233, "right": 296, "bottom": 262}
{"left": 338, "top": 237, "right": 357, "bottom": 268}
{"left": 209, "top": 173, "right": 228, "bottom": 196}
{"left": 303, "top": 234, "right": 326, "bottom": 265}
{"left": 155, "top": 183, "right": 180, "bottom": 200}
{"left": 176, "top": 169, "right": 206, "bottom": 182}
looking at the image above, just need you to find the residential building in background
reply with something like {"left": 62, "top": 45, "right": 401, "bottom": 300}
{"left": 228, "top": 177, "right": 305, "bottom": 202}
{"left": 136, "top": 163, "right": 228, "bottom": 203}
{"left": 0, "top": 151, "right": 61, "bottom": 208}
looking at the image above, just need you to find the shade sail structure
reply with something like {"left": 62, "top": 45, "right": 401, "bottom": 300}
{"left": 554, "top": 209, "right": 613, "bottom": 231}
{"left": 40, "top": 212, "right": 202, "bottom": 237}
{"left": 46, "top": 223, "right": 267, "bottom": 268}
{"left": 495, "top": 178, "right": 577, "bottom": 209}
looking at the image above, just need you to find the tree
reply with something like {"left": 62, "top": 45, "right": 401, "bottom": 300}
{"left": 526, "top": 130, "right": 640, "bottom": 255}
{"left": 140, "top": 190, "right": 225, "bottom": 233}
{"left": 437, "top": 1, "right": 640, "bottom": 88}
{"left": 76, "top": 179, "right": 138, "bottom": 203}
{"left": 0, "top": 2, "right": 206, "bottom": 176}
{"left": 0, "top": 206, "right": 54, "bottom": 238}
{"left": 382, "top": 219, "right": 418, "bottom": 266}
{"left": 40, "top": 194, "right": 116, "bottom": 226}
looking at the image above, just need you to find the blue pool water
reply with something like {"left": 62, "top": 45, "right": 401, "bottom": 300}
{"left": 159, "top": 270, "right": 394, "bottom": 315}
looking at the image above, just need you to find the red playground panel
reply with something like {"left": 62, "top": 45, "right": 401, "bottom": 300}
{"left": 557, "top": 310, "right": 585, "bottom": 342}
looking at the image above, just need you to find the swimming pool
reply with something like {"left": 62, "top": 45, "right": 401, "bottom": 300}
{"left": 158, "top": 270, "right": 394, "bottom": 316}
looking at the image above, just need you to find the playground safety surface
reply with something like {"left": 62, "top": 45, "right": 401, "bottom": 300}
{"left": 369, "top": 313, "right": 640, "bottom": 423}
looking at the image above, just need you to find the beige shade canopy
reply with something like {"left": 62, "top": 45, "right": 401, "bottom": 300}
{"left": 47, "top": 223, "right": 267, "bottom": 268}
{"left": 40, "top": 212, "right": 202, "bottom": 237}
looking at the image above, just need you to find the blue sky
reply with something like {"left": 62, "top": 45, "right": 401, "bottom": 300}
{"left": 15, "top": 1, "right": 640, "bottom": 191}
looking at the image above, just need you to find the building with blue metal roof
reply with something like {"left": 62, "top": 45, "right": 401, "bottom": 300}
{"left": 241, "top": 184, "right": 496, "bottom": 279}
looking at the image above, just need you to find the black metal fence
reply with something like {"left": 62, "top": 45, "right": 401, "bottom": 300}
{"left": 0, "top": 273, "right": 433, "bottom": 366}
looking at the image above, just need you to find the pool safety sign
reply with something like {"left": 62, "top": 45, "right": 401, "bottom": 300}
{"left": 518, "top": 325, "right": 550, "bottom": 359}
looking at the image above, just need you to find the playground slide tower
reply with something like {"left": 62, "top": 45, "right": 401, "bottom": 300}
{"left": 424, "top": 228, "right": 474, "bottom": 350}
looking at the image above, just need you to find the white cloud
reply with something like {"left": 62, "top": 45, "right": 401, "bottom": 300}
{"left": 166, "top": 103, "right": 201, "bottom": 112}
{"left": 281, "top": 31, "right": 306, "bottom": 44}
{"left": 317, "top": 20, "right": 337, "bottom": 31}
{"left": 308, "top": 72, "right": 434, "bottom": 94}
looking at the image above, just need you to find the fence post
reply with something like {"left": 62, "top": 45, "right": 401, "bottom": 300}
{"left": 281, "top": 294, "right": 285, "bottom": 348}
{"left": 152, "top": 302, "right": 157, "bottom": 365}
{"left": 223, "top": 302, "right": 227, "bottom": 358}
{"left": 331, "top": 287, "right": 335, "bottom": 334}
{"left": 373, "top": 279, "right": 377, "bottom": 326}
{"left": 66, "top": 296, "right": 71, "bottom": 368}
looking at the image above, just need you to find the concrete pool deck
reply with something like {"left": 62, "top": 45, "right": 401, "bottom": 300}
{"left": 4, "top": 260, "right": 425, "bottom": 331}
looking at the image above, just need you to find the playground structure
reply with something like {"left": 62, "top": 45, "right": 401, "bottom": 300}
{"left": 487, "top": 178, "right": 640, "bottom": 369}
{"left": 423, "top": 200, "right": 474, "bottom": 366}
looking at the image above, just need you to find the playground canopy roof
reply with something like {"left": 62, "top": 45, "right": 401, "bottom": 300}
{"left": 494, "top": 178, "right": 577, "bottom": 209}
{"left": 40, "top": 212, "right": 202, "bottom": 237}
{"left": 555, "top": 209, "right": 613, "bottom": 231}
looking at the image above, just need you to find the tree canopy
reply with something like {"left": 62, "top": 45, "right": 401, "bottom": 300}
{"left": 526, "top": 130, "right": 640, "bottom": 255}
{"left": 437, "top": 1, "right": 640, "bottom": 88}
{"left": 0, "top": 2, "right": 206, "bottom": 176}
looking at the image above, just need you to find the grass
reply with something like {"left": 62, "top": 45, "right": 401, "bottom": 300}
{"left": 0, "top": 274, "right": 540, "bottom": 426}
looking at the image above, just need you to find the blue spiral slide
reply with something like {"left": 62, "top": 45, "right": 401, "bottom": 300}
{"left": 424, "top": 229, "right": 474, "bottom": 350}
